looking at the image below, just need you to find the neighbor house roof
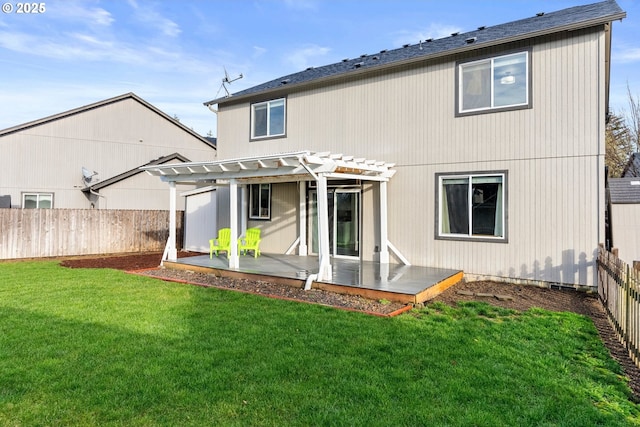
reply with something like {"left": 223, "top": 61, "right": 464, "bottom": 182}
{"left": 83, "top": 153, "right": 191, "bottom": 192}
{"left": 205, "top": 0, "right": 625, "bottom": 106}
{"left": 622, "top": 152, "right": 640, "bottom": 177}
{"left": 609, "top": 177, "right": 640, "bottom": 204}
{"left": 1, "top": 92, "right": 215, "bottom": 150}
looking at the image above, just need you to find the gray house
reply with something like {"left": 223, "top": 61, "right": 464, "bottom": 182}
{"left": 146, "top": 1, "right": 625, "bottom": 289}
{"left": 0, "top": 93, "right": 216, "bottom": 210}
{"left": 608, "top": 177, "right": 640, "bottom": 263}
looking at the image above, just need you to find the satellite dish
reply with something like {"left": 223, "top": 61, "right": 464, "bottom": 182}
{"left": 82, "top": 167, "right": 98, "bottom": 183}
{"left": 221, "top": 66, "right": 243, "bottom": 97}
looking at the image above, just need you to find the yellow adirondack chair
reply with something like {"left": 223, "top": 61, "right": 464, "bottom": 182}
{"left": 238, "top": 228, "right": 261, "bottom": 258}
{"left": 209, "top": 228, "right": 231, "bottom": 258}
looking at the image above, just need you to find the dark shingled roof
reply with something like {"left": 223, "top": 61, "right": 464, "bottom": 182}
{"left": 622, "top": 153, "right": 640, "bottom": 177}
{"left": 205, "top": 0, "right": 625, "bottom": 106}
{"left": 609, "top": 177, "right": 640, "bottom": 204}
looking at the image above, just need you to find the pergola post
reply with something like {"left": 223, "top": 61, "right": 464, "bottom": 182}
{"left": 298, "top": 181, "right": 308, "bottom": 256}
{"left": 379, "top": 180, "right": 389, "bottom": 264}
{"left": 316, "top": 174, "right": 332, "bottom": 281}
{"left": 229, "top": 180, "right": 239, "bottom": 269}
{"left": 168, "top": 181, "right": 178, "bottom": 262}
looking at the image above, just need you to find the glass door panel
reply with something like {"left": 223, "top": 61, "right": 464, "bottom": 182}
{"left": 308, "top": 189, "right": 359, "bottom": 258}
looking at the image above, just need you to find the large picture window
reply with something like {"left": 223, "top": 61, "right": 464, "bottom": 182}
{"left": 22, "top": 192, "right": 53, "bottom": 209}
{"left": 249, "top": 184, "right": 271, "bottom": 220}
{"left": 437, "top": 172, "right": 507, "bottom": 241}
{"left": 251, "top": 98, "right": 285, "bottom": 139}
{"left": 457, "top": 51, "right": 530, "bottom": 115}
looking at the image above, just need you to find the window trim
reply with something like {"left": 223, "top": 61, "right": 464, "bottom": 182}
{"left": 455, "top": 48, "right": 532, "bottom": 117}
{"left": 21, "top": 192, "right": 54, "bottom": 209}
{"left": 435, "top": 171, "right": 508, "bottom": 243}
{"left": 250, "top": 98, "right": 287, "bottom": 141}
{"left": 249, "top": 183, "right": 271, "bottom": 220}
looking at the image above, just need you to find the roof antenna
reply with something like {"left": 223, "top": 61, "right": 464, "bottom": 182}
{"left": 220, "top": 67, "right": 243, "bottom": 98}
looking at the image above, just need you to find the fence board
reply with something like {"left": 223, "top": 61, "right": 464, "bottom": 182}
{"left": 598, "top": 247, "right": 640, "bottom": 369}
{"left": 0, "top": 209, "right": 184, "bottom": 259}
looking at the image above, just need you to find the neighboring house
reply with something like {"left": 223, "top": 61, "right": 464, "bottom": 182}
{"left": 607, "top": 177, "right": 640, "bottom": 263}
{"left": 622, "top": 152, "right": 640, "bottom": 177}
{"left": 146, "top": 1, "right": 625, "bottom": 288}
{"left": 0, "top": 93, "right": 216, "bottom": 210}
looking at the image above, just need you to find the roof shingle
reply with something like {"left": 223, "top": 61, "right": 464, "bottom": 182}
{"left": 205, "top": 0, "right": 625, "bottom": 106}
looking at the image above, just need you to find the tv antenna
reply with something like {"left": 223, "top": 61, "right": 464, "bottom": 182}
{"left": 219, "top": 67, "right": 243, "bottom": 98}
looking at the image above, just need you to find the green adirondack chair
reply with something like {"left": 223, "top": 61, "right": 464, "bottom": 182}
{"left": 238, "top": 228, "right": 261, "bottom": 258}
{"left": 209, "top": 228, "right": 231, "bottom": 258}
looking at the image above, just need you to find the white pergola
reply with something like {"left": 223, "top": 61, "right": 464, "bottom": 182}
{"left": 141, "top": 151, "right": 399, "bottom": 282}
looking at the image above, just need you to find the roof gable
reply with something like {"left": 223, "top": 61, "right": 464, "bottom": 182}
{"left": 206, "top": 0, "right": 625, "bottom": 106}
{"left": 1, "top": 92, "right": 215, "bottom": 150}
{"left": 83, "top": 153, "right": 191, "bottom": 192}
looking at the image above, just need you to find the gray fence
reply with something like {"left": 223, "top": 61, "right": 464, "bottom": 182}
{"left": 0, "top": 209, "right": 183, "bottom": 259}
{"left": 597, "top": 247, "right": 640, "bottom": 369}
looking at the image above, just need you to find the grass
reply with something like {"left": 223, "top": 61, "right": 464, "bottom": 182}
{"left": 0, "top": 261, "right": 639, "bottom": 426}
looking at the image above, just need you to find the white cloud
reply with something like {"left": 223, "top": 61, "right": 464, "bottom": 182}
{"left": 45, "top": 1, "right": 114, "bottom": 27}
{"left": 253, "top": 46, "right": 267, "bottom": 58}
{"left": 614, "top": 47, "right": 640, "bottom": 63}
{"left": 284, "top": 45, "right": 331, "bottom": 70}
{"left": 127, "top": 0, "right": 181, "bottom": 37}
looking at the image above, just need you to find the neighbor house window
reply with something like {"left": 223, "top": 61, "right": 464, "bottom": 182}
{"left": 22, "top": 192, "right": 53, "bottom": 209}
{"left": 457, "top": 50, "right": 530, "bottom": 115}
{"left": 249, "top": 184, "right": 271, "bottom": 219}
{"left": 437, "top": 172, "right": 506, "bottom": 241}
{"left": 251, "top": 98, "right": 285, "bottom": 139}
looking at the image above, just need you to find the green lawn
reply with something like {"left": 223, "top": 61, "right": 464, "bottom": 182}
{"left": 1, "top": 261, "right": 639, "bottom": 426}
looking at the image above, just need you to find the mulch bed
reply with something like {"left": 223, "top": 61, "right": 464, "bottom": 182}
{"left": 59, "top": 251, "right": 640, "bottom": 401}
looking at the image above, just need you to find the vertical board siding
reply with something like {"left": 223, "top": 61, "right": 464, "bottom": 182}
{"left": 0, "top": 97, "right": 216, "bottom": 210}
{"left": 216, "top": 28, "right": 605, "bottom": 287}
{"left": 0, "top": 209, "right": 183, "bottom": 259}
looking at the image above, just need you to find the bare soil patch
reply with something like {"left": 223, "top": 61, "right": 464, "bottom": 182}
{"left": 60, "top": 251, "right": 640, "bottom": 400}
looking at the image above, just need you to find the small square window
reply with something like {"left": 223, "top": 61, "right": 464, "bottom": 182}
{"left": 22, "top": 192, "right": 53, "bottom": 209}
{"left": 251, "top": 99, "right": 286, "bottom": 139}
{"left": 457, "top": 51, "right": 530, "bottom": 115}
{"left": 249, "top": 184, "right": 271, "bottom": 220}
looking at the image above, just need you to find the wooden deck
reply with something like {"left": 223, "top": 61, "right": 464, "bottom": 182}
{"left": 164, "top": 253, "right": 463, "bottom": 304}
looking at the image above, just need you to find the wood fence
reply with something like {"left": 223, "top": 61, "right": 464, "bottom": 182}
{"left": 0, "top": 209, "right": 183, "bottom": 259}
{"left": 597, "top": 247, "right": 640, "bottom": 369}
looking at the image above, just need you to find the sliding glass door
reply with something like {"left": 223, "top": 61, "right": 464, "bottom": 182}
{"left": 309, "top": 189, "right": 360, "bottom": 258}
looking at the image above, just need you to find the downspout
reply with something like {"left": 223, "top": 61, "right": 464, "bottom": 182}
{"left": 88, "top": 187, "right": 107, "bottom": 209}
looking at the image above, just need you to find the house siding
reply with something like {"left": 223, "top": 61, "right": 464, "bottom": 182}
{"left": 216, "top": 27, "right": 606, "bottom": 287}
{"left": 0, "top": 97, "right": 216, "bottom": 210}
{"left": 610, "top": 204, "right": 640, "bottom": 263}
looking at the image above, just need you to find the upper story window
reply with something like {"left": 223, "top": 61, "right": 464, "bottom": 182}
{"left": 251, "top": 98, "right": 286, "bottom": 139}
{"left": 457, "top": 50, "right": 530, "bottom": 116}
{"left": 22, "top": 192, "right": 53, "bottom": 209}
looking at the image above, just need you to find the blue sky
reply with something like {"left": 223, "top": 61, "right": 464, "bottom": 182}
{"left": 0, "top": 0, "right": 638, "bottom": 136}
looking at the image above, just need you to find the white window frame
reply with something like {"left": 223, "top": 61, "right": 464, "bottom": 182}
{"left": 249, "top": 183, "right": 271, "bottom": 220}
{"left": 457, "top": 50, "right": 530, "bottom": 116}
{"left": 436, "top": 172, "right": 507, "bottom": 242}
{"left": 250, "top": 98, "right": 286, "bottom": 139}
{"left": 22, "top": 192, "right": 54, "bottom": 209}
